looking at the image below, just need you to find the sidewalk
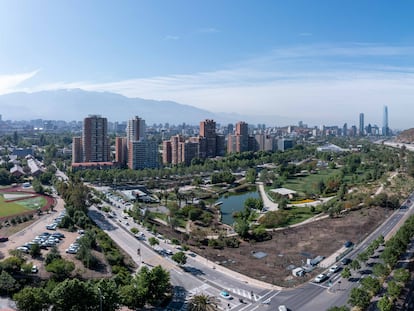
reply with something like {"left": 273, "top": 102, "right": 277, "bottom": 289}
{"left": 257, "top": 182, "right": 278, "bottom": 211}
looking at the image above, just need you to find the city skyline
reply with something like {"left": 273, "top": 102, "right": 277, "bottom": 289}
{"left": 2, "top": 2, "right": 414, "bottom": 127}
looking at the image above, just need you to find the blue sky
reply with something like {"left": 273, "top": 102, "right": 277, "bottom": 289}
{"left": 1, "top": 0, "right": 414, "bottom": 128}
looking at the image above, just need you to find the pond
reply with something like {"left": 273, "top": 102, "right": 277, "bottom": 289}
{"left": 217, "top": 190, "right": 260, "bottom": 225}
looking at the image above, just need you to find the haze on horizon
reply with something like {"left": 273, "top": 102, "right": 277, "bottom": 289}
{"left": 1, "top": 1, "right": 414, "bottom": 129}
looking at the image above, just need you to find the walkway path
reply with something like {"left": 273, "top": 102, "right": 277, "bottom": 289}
{"left": 257, "top": 182, "right": 279, "bottom": 211}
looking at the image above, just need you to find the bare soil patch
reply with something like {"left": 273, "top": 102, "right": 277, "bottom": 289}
{"left": 157, "top": 206, "right": 391, "bottom": 287}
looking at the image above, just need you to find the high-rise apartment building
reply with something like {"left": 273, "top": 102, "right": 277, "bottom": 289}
{"left": 359, "top": 113, "right": 364, "bottom": 136}
{"left": 126, "top": 116, "right": 146, "bottom": 142}
{"left": 115, "top": 137, "right": 128, "bottom": 166}
{"left": 82, "top": 115, "right": 110, "bottom": 162}
{"left": 72, "top": 137, "right": 82, "bottom": 163}
{"left": 72, "top": 115, "right": 111, "bottom": 169}
{"left": 128, "top": 140, "right": 159, "bottom": 170}
{"left": 200, "top": 119, "right": 217, "bottom": 158}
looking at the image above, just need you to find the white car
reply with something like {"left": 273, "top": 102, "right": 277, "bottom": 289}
{"left": 329, "top": 265, "right": 340, "bottom": 274}
{"left": 278, "top": 306, "right": 288, "bottom": 311}
{"left": 314, "top": 273, "right": 328, "bottom": 283}
{"left": 16, "top": 246, "right": 29, "bottom": 253}
{"left": 31, "top": 265, "right": 38, "bottom": 273}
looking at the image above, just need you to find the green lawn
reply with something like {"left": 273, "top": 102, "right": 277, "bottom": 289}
{"left": 16, "top": 196, "right": 47, "bottom": 210}
{"left": 282, "top": 168, "right": 341, "bottom": 195}
{"left": 0, "top": 195, "right": 31, "bottom": 217}
{"left": 286, "top": 206, "right": 322, "bottom": 226}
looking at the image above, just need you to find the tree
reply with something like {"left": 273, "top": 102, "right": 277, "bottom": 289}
{"left": 373, "top": 263, "right": 390, "bottom": 281}
{"left": 245, "top": 168, "right": 257, "bottom": 184}
{"left": 95, "top": 279, "right": 121, "bottom": 311}
{"left": 234, "top": 218, "right": 250, "bottom": 239}
{"left": 377, "top": 295, "right": 393, "bottom": 311}
{"left": 341, "top": 267, "right": 351, "bottom": 279}
{"left": 172, "top": 251, "right": 187, "bottom": 265}
{"left": 387, "top": 281, "right": 402, "bottom": 300}
{"left": 30, "top": 243, "right": 41, "bottom": 258}
{"left": 126, "top": 265, "right": 170, "bottom": 306}
{"left": 45, "top": 259, "right": 75, "bottom": 281}
{"left": 0, "top": 271, "right": 19, "bottom": 295}
{"left": 393, "top": 268, "right": 410, "bottom": 284}
{"left": 50, "top": 279, "right": 98, "bottom": 311}
{"left": 45, "top": 246, "right": 61, "bottom": 265}
{"left": 348, "top": 287, "right": 370, "bottom": 309}
{"left": 148, "top": 237, "right": 159, "bottom": 247}
{"left": 1, "top": 256, "right": 24, "bottom": 273}
{"left": 350, "top": 259, "right": 361, "bottom": 272}
{"left": 361, "top": 276, "right": 381, "bottom": 297}
{"left": 188, "top": 293, "right": 219, "bottom": 311}
{"left": 13, "top": 287, "right": 50, "bottom": 311}
{"left": 357, "top": 251, "right": 369, "bottom": 263}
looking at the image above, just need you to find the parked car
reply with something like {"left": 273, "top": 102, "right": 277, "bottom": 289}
{"left": 0, "top": 236, "right": 8, "bottom": 242}
{"left": 314, "top": 273, "right": 328, "bottom": 283}
{"left": 16, "top": 246, "right": 29, "bottom": 253}
{"left": 65, "top": 248, "right": 78, "bottom": 254}
{"left": 344, "top": 241, "right": 353, "bottom": 248}
{"left": 341, "top": 258, "right": 352, "bottom": 265}
{"left": 31, "top": 265, "right": 38, "bottom": 273}
{"left": 278, "top": 306, "right": 288, "bottom": 311}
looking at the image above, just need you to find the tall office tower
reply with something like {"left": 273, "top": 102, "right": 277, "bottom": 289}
{"left": 115, "top": 137, "right": 128, "bottom": 166}
{"left": 359, "top": 113, "right": 364, "bottom": 136}
{"left": 383, "top": 105, "right": 389, "bottom": 136}
{"left": 126, "top": 116, "right": 146, "bottom": 142}
{"left": 200, "top": 119, "right": 217, "bottom": 158}
{"left": 82, "top": 115, "right": 110, "bottom": 162}
{"left": 72, "top": 136, "right": 82, "bottom": 163}
{"left": 342, "top": 123, "right": 348, "bottom": 137}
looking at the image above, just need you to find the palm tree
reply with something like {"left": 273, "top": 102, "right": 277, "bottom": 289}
{"left": 188, "top": 293, "right": 219, "bottom": 311}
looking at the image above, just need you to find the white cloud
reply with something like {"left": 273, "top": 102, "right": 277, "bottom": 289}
{"left": 13, "top": 43, "right": 414, "bottom": 128}
{"left": 197, "top": 27, "right": 220, "bottom": 34}
{"left": 0, "top": 70, "right": 38, "bottom": 94}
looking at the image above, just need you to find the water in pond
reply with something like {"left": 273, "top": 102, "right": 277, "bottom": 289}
{"left": 217, "top": 190, "right": 260, "bottom": 225}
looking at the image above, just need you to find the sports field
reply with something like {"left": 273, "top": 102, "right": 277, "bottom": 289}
{"left": 0, "top": 191, "right": 48, "bottom": 218}
{"left": 0, "top": 195, "right": 30, "bottom": 217}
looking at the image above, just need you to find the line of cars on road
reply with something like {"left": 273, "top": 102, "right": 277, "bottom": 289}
{"left": 313, "top": 257, "right": 351, "bottom": 283}
{"left": 46, "top": 210, "right": 66, "bottom": 230}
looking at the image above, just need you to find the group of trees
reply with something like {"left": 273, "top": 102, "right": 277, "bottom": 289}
{"left": 336, "top": 215, "right": 414, "bottom": 311}
{"left": 12, "top": 265, "right": 170, "bottom": 311}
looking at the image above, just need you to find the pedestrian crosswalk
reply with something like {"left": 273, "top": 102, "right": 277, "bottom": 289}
{"left": 229, "top": 288, "right": 261, "bottom": 301}
{"left": 189, "top": 283, "right": 210, "bottom": 295}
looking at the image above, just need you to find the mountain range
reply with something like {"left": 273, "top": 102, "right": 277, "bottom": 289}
{"left": 0, "top": 89, "right": 292, "bottom": 126}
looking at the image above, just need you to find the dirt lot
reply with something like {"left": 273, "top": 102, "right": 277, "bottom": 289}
{"left": 156, "top": 206, "right": 391, "bottom": 287}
